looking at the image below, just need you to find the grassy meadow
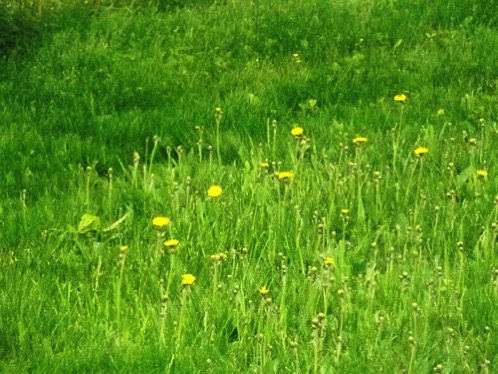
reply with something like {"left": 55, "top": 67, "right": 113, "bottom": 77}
{"left": 1, "top": 0, "right": 498, "bottom": 372}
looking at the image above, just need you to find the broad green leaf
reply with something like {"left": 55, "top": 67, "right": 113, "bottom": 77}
{"left": 78, "top": 213, "right": 101, "bottom": 234}
{"left": 457, "top": 166, "right": 473, "bottom": 187}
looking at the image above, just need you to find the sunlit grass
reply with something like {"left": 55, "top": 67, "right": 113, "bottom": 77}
{"left": 4, "top": 111, "right": 498, "bottom": 372}
{"left": 1, "top": 0, "right": 498, "bottom": 373}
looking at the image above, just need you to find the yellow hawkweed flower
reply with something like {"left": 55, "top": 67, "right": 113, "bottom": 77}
{"left": 277, "top": 171, "right": 293, "bottom": 181}
{"left": 352, "top": 136, "right": 368, "bottom": 144}
{"left": 340, "top": 209, "right": 350, "bottom": 214}
{"left": 163, "top": 239, "right": 180, "bottom": 248}
{"left": 291, "top": 126, "right": 304, "bottom": 137}
{"left": 477, "top": 170, "right": 488, "bottom": 178}
{"left": 211, "top": 253, "right": 228, "bottom": 262}
{"left": 323, "top": 256, "right": 334, "bottom": 267}
{"left": 181, "top": 274, "right": 196, "bottom": 286}
{"left": 394, "top": 94, "right": 407, "bottom": 103}
{"left": 414, "top": 147, "right": 429, "bottom": 157}
{"left": 259, "top": 286, "right": 270, "bottom": 296}
{"left": 152, "top": 216, "right": 170, "bottom": 228}
{"left": 207, "top": 185, "right": 223, "bottom": 198}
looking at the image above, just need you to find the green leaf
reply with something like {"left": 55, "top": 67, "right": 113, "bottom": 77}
{"left": 457, "top": 166, "right": 473, "bottom": 187}
{"left": 102, "top": 213, "right": 128, "bottom": 232}
{"left": 78, "top": 213, "right": 101, "bottom": 234}
{"left": 393, "top": 38, "right": 403, "bottom": 49}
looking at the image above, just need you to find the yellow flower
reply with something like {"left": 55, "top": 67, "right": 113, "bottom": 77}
{"left": 291, "top": 126, "right": 304, "bottom": 137}
{"left": 323, "top": 256, "right": 334, "bottom": 267}
{"left": 259, "top": 286, "right": 270, "bottom": 296}
{"left": 477, "top": 170, "right": 488, "bottom": 178}
{"left": 394, "top": 94, "right": 407, "bottom": 103}
{"left": 277, "top": 171, "right": 294, "bottom": 181}
{"left": 152, "top": 216, "right": 170, "bottom": 228}
{"left": 340, "top": 209, "right": 350, "bottom": 214}
{"left": 414, "top": 147, "right": 429, "bottom": 157}
{"left": 181, "top": 274, "right": 196, "bottom": 286}
{"left": 119, "top": 245, "right": 129, "bottom": 252}
{"left": 260, "top": 162, "right": 269, "bottom": 168}
{"left": 211, "top": 253, "right": 228, "bottom": 262}
{"left": 163, "top": 239, "right": 180, "bottom": 248}
{"left": 207, "top": 185, "right": 223, "bottom": 198}
{"left": 352, "top": 136, "right": 368, "bottom": 144}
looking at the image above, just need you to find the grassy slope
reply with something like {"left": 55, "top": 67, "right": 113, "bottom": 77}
{"left": 1, "top": 0, "right": 498, "bottom": 372}
{"left": 1, "top": 0, "right": 497, "bottom": 197}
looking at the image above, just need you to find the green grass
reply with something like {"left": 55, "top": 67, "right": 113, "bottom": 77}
{"left": 1, "top": 0, "right": 498, "bottom": 372}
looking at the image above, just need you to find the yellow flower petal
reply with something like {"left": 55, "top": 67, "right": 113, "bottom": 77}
{"left": 291, "top": 126, "right": 304, "bottom": 136}
{"left": 211, "top": 253, "right": 228, "bottom": 262}
{"left": 152, "top": 216, "right": 170, "bottom": 228}
{"left": 414, "top": 147, "right": 429, "bottom": 157}
{"left": 277, "top": 171, "right": 293, "bottom": 181}
{"left": 181, "top": 274, "right": 196, "bottom": 286}
{"left": 259, "top": 286, "right": 270, "bottom": 296}
{"left": 163, "top": 239, "right": 180, "bottom": 248}
{"left": 323, "top": 256, "right": 334, "bottom": 267}
{"left": 208, "top": 185, "right": 223, "bottom": 198}
{"left": 394, "top": 94, "right": 407, "bottom": 103}
{"left": 352, "top": 136, "right": 368, "bottom": 144}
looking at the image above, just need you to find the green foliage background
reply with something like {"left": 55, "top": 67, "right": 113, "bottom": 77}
{"left": 1, "top": 0, "right": 498, "bottom": 372}
{"left": 2, "top": 0, "right": 497, "bottom": 200}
